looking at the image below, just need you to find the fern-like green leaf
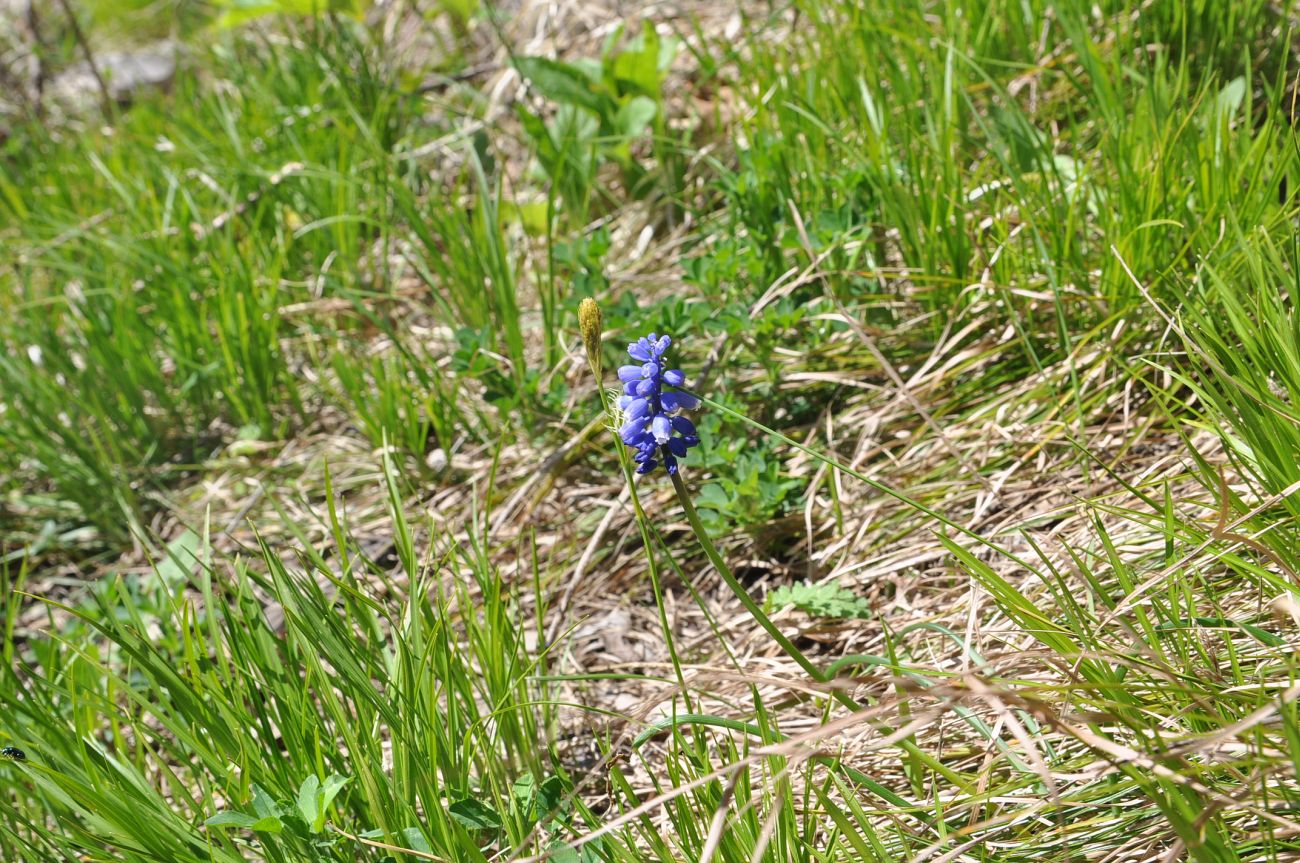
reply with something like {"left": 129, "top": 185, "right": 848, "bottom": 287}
{"left": 765, "top": 582, "right": 872, "bottom": 621}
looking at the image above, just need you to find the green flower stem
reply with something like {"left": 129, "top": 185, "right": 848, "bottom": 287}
{"left": 595, "top": 386, "right": 691, "bottom": 705}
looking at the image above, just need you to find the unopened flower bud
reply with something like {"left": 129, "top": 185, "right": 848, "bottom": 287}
{"left": 578, "top": 298, "right": 603, "bottom": 376}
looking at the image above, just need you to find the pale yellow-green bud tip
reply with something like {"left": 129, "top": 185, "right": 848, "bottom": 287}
{"left": 578, "top": 298, "right": 603, "bottom": 375}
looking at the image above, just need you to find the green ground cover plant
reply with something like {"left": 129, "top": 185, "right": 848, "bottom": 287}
{"left": 4, "top": 1, "right": 1300, "bottom": 861}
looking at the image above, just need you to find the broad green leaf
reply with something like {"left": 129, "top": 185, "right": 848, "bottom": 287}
{"left": 205, "top": 811, "right": 259, "bottom": 829}
{"left": 696, "top": 483, "right": 731, "bottom": 510}
{"left": 249, "top": 816, "right": 284, "bottom": 834}
{"left": 295, "top": 774, "right": 321, "bottom": 829}
{"left": 515, "top": 57, "right": 608, "bottom": 116}
{"left": 512, "top": 774, "right": 568, "bottom": 822}
{"left": 319, "top": 775, "right": 349, "bottom": 817}
{"left": 448, "top": 797, "right": 502, "bottom": 831}
{"left": 250, "top": 784, "right": 279, "bottom": 819}
{"left": 609, "top": 22, "right": 666, "bottom": 98}
{"left": 614, "top": 96, "right": 658, "bottom": 140}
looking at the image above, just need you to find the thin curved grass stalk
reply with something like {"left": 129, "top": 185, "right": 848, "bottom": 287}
{"left": 667, "top": 467, "right": 965, "bottom": 794}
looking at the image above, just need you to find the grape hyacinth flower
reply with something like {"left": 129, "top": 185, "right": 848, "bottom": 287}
{"left": 616, "top": 333, "right": 701, "bottom": 475}
{"left": 579, "top": 301, "right": 863, "bottom": 716}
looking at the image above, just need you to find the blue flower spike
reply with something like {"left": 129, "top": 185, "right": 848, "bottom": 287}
{"left": 616, "top": 333, "right": 701, "bottom": 476}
